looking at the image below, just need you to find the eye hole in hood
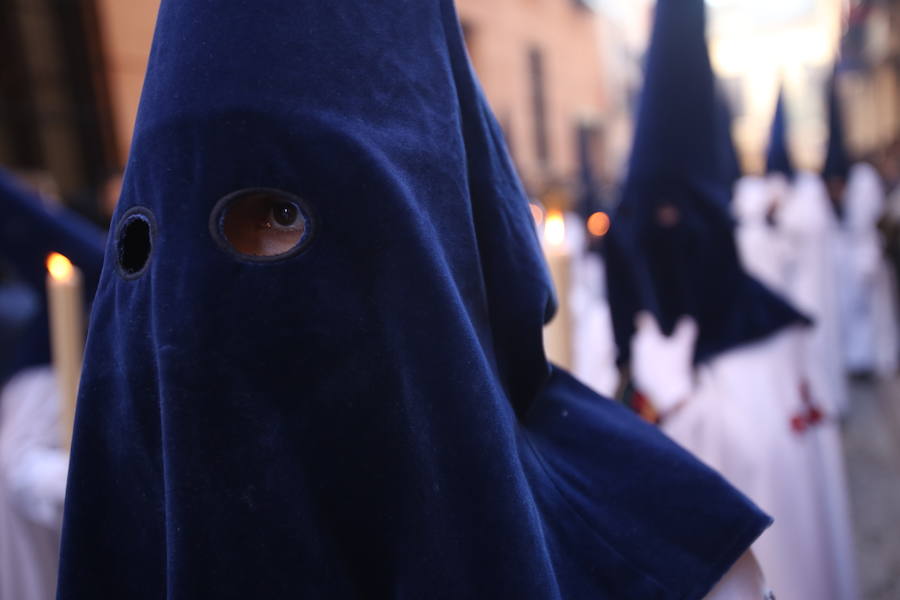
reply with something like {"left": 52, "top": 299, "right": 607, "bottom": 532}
{"left": 115, "top": 207, "right": 156, "bottom": 280}
{"left": 210, "top": 188, "right": 315, "bottom": 261}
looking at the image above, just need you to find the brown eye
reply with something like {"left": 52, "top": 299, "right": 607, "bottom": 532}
{"left": 271, "top": 201, "right": 300, "bottom": 229}
{"left": 210, "top": 189, "right": 313, "bottom": 260}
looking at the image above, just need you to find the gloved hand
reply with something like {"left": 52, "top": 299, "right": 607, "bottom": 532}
{"left": 630, "top": 312, "right": 698, "bottom": 418}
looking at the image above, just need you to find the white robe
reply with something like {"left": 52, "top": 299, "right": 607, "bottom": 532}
{"left": 570, "top": 252, "right": 619, "bottom": 398}
{"left": 662, "top": 329, "right": 858, "bottom": 600}
{"left": 838, "top": 163, "right": 900, "bottom": 376}
{"left": 0, "top": 367, "right": 68, "bottom": 600}
{"left": 733, "top": 176, "right": 791, "bottom": 294}
{"left": 777, "top": 172, "right": 849, "bottom": 417}
{"left": 561, "top": 212, "right": 619, "bottom": 398}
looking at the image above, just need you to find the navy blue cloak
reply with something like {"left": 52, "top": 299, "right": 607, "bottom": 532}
{"left": 58, "top": 2, "right": 769, "bottom": 598}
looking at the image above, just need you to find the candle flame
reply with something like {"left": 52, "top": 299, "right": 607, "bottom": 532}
{"left": 587, "top": 211, "right": 611, "bottom": 237}
{"left": 46, "top": 253, "right": 74, "bottom": 282}
{"left": 544, "top": 210, "right": 566, "bottom": 248}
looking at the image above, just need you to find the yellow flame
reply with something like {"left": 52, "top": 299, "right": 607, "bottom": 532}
{"left": 46, "top": 252, "right": 74, "bottom": 282}
{"left": 544, "top": 210, "right": 566, "bottom": 248}
{"left": 587, "top": 211, "right": 611, "bottom": 237}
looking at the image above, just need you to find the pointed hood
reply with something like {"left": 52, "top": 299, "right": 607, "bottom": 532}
{"left": 822, "top": 72, "right": 851, "bottom": 181}
{"left": 766, "top": 88, "right": 796, "bottom": 178}
{"left": 606, "top": 0, "right": 809, "bottom": 364}
{"left": 59, "top": 2, "right": 769, "bottom": 598}
{"left": 715, "top": 89, "right": 742, "bottom": 195}
{"left": 0, "top": 169, "right": 104, "bottom": 383}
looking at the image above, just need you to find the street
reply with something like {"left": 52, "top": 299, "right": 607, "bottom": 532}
{"left": 845, "top": 377, "right": 900, "bottom": 599}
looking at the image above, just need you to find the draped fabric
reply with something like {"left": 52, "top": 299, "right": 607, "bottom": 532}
{"left": 58, "top": 2, "right": 770, "bottom": 598}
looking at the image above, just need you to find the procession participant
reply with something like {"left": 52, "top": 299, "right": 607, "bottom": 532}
{"left": 605, "top": 0, "right": 850, "bottom": 596}
{"left": 0, "top": 171, "right": 104, "bottom": 600}
{"left": 58, "top": 1, "right": 772, "bottom": 598}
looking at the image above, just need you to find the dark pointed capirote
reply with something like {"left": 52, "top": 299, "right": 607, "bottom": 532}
{"left": 606, "top": 0, "right": 809, "bottom": 364}
{"left": 58, "top": 2, "right": 770, "bottom": 598}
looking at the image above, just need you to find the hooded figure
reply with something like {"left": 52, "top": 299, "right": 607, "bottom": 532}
{"left": 778, "top": 173, "right": 859, "bottom": 599}
{"left": 0, "top": 171, "right": 104, "bottom": 600}
{"left": 605, "top": 1, "right": 806, "bottom": 366}
{"left": 570, "top": 125, "right": 618, "bottom": 398}
{"left": 58, "top": 2, "right": 770, "bottom": 599}
{"left": 605, "top": 0, "right": 853, "bottom": 597}
{"left": 0, "top": 170, "right": 105, "bottom": 384}
{"left": 779, "top": 171, "right": 849, "bottom": 415}
{"left": 765, "top": 88, "right": 795, "bottom": 181}
{"left": 733, "top": 176, "right": 789, "bottom": 293}
{"left": 822, "top": 73, "right": 852, "bottom": 217}
{"left": 764, "top": 88, "right": 796, "bottom": 215}
{"left": 840, "top": 162, "right": 900, "bottom": 376}
{"left": 824, "top": 72, "right": 899, "bottom": 376}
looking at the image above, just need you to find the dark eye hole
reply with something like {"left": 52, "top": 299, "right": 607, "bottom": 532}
{"left": 210, "top": 188, "right": 314, "bottom": 260}
{"left": 115, "top": 207, "right": 156, "bottom": 279}
{"left": 655, "top": 203, "right": 681, "bottom": 228}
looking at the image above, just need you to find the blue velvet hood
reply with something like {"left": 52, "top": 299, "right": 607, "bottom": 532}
{"left": 0, "top": 169, "right": 105, "bottom": 383}
{"left": 822, "top": 72, "right": 851, "bottom": 181}
{"left": 59, "top": 2, "right": 769, "bottom": 598}
{"left": 606, "top": 0, "right": 809, "bottom": 364}
{"left": 765, "top": 88, "right": 796, "bottom": 178}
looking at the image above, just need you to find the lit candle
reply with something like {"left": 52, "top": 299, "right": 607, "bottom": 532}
{"left": 45, "top": 252, "right": 85, "bottom": 452}
{"left": 542, "top": 210, "right": 573, "bottom": 370}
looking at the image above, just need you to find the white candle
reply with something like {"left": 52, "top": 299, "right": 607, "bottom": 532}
{"left": 542, "top": 210, "right": 573, "bottom": 370}
{"left": 45, "top": 252, "right": 85, "bottom": 452}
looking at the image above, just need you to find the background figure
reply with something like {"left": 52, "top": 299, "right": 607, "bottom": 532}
{"left": 733, "top": 176, "right": 790, "bottom": 293}
{"left": 780, "top": 172, "right": 850, "bottom": 417}
{"left": 568, "top": 213, "right": 619, "bottom": 398}
{"left": 605, "top": 0, "right": 857, "bottom": 596}
{"left": 0, "top": 171, "right": 105, "bottom": 600}
{"left": 840, "top": 163, "right": 900, "bottom": 377}
{"left": 0, "top": 368, "right": 67, "bottom": 600}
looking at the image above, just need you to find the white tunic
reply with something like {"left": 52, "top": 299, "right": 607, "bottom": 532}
{"left": 661, "top": 329, "right": 858, "bottom": 600}
{"left": 777, "top": 172, "right": 849, "bottom": 417}
{"left": 0, "top": 367, "right": 68, "bottom": 600}
{"left": 562, "top": 212, "right": 620, "bottom": 398}
{"left": 733, "top": 176, "right": 790, "bottom": 294}
{"left": 570, "top": 252, "right": 619, "bottom": 398}
{"left": 838, "top": 163, "right": 900, "bottom": 376}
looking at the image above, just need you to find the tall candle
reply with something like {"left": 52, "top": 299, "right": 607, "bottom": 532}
{"left": 45, "top": 252, "right": 85, "bottom": 452}
{"left": 542, "top": 210, "right": 573, "bottom": 370}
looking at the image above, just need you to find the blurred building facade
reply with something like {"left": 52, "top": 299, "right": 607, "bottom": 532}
{"left": 707, "top": 0, "right": 900, "bottom": 173}
{"left": 839, "top": 0, "right": 900, "bottom": 159}
{"left": 0, "top": 0, "right": 157, "bottom": 204}
{"left": 0, "top": 0, "right": 608, "bottom": 212}
{"left": 456, "top": 0, "right": 608, "bottom": 205}
{"left": 1, "top": 0, "right": 895, "bottom": 210}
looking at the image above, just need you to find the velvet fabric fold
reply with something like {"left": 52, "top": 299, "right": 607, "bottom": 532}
{"left": 59, "top": 2, "right": 768, "bottom": 598}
